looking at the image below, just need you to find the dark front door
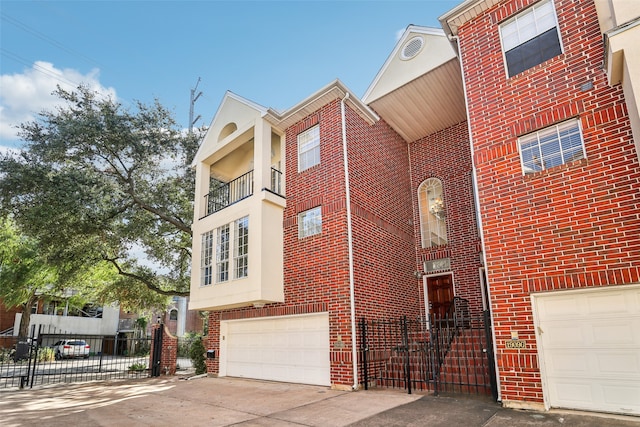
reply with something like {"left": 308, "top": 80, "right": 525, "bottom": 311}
{"left": 427, "top": 274, "right": 454, "bottom": 318}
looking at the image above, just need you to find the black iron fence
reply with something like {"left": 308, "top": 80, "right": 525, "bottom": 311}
{"left": 0, "top": 324, "right": 159, "bottom": 390}
{"left": 359, "top": 305, "right": 497, "bottom": 399}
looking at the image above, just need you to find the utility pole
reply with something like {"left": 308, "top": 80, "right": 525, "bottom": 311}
{"left": 189, "top": 77, "right": 202, "bottom": 135}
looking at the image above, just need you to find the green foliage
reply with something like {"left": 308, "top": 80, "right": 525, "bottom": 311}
{"left": 0, "top": 218, "right": 61, "bottom": 336}
{"left": 0, "top": 85, "right": 202, "bottom": 309}
{"left": 37, "top": 347, "right": 55, "bottom": 362}
{"left": 0, "top": 348, "right": 11, "bottom": 363}
{"left": 188, "top": 335, "right": 207, "bottom": 375}
{"left": 128, "top": 362, "right": 147, "bottom": 371}
{"left": 133, "top": 340, "right": 150, "bottom": 356}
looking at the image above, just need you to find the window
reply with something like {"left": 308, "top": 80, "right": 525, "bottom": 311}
{"left": 518, "top": 119, "right": 585, "bottom": 174}
{"left": 216, "top": 224, "right": 230, "bottom": 283}
{"left": 234, "top": 216, "right": 249, "bottom": 279}
{"left": 298, "top": 206, "right": 322, "bottom": 238}
{"left": 418, "top": 178, "right": 448, "bottom": 247}
{"left": 298, "top": 125, "right": 320, "bottom": 171}
{"left": 201, "top": 217, "right": 250, "bottom": 285}
{"left": 201, "top": 230, "right": 214, "bottom": 286}
{"left": 169, "top": 309, "right": 178, "bottom": 321}
{"left": 500, "top": 0, "right": 562, "bottom": 77}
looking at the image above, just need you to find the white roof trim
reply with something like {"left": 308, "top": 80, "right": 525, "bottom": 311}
{"left": 362, "top": 25, "right": 445, "bottom": 104}
{"left": 191, "top": 91, "right": 268, "bottom": 167}
{"left": 264, "top": 79, "right": 379, "bottom": 130}
{"left": 439, "top": 0, "right": 498, "bottom": 38}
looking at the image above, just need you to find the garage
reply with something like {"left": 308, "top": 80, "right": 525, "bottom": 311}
{"left": 532, "top": 285, "right": 640, "bottom": 415}
{"left": 220, "top": 313, "right": 330, "bottom": 386}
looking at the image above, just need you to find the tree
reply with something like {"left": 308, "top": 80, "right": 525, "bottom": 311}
{"left": 0, "top": 86, "right": 201, "bottom": 304}
{"left": 0, "top": 218, "right": 58, "bottom": 337}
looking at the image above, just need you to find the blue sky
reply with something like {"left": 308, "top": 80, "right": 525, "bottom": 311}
{"left": 1, "top": 0, "right": 459, "bottom": 152}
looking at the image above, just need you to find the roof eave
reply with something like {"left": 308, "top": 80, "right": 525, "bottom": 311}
{"left": 439, "top": 0, "right": 499, "bottom": 38}
{"left": 264, "top": 79, "right": 379, "bottom": 131}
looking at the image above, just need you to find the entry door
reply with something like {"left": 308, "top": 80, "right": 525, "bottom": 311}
{"left": 427, "top": 274, "right": 454, "bottom": 318}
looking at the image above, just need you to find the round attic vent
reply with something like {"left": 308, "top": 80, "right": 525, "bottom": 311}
{"left": 400, "top": 36, "right": 424, "bottom": 60}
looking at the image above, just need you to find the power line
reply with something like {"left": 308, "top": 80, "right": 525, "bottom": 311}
{"left": 0, "top": 11, "right": 105, "bottom": 70}
{"left": 0, "top": 48, "right": 81, "bottom": 89}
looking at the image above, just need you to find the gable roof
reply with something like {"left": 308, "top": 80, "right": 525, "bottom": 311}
{"left": 362, "top": 25, "right": 466, "bottom": 142}
{"left": 191, "top": 91, "right": 267, "bottom": 166}
{"left": 263, "top": 79, "right": 378, "bottom": 131}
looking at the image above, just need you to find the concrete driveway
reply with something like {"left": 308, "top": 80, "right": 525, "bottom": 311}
{"left": 0, "top": 376, "right": 638, "bottom": 426}
{"left": 0, "top": 376, "right": 419, "bottom": 426}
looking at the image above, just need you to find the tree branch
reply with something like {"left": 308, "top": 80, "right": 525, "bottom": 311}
{"left": 131, "top": 195, "right": 192, "bottom": 236}
{"left": 103, "top": 256, "right": 189, "bottom": 297}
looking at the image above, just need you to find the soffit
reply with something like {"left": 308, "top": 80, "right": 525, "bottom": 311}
{"left": 367, "top": 59, "right": 466, "bottom": 142}
{"left": 439, "top": 0, "right": 500, "bottom": 37}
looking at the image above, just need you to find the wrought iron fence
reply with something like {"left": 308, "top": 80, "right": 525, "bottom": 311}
{"left": 359, "top": 307, "right": 497, "bottom": 399}
{"left": 0, "top": 324, "right": 159, "bottom": 390}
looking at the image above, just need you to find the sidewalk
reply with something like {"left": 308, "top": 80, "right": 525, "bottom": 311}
{"left": 0, "top": 376, "right": 638, "bottom": 426}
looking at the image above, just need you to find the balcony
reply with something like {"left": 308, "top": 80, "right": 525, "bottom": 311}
{"left": 203, "top": 168, "right": 283, "bottom": 217}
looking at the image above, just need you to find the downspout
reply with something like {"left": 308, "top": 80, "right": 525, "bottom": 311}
{"left": 340, "top": 92, "right": 359, "bottom": 390}
{"left": 450, "top": 33, "right": 502, "bottom": 401}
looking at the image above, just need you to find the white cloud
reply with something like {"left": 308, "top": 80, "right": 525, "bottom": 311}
{"left": 0, "top": 61, "right": 117, "bottom": 145}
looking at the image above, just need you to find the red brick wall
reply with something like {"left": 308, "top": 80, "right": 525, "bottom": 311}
{"left": 408, "top": 122, "right": 485, "bottom": 316}
{"left": 205, "top": 99, "right": 417, "bottom": 387}
{"left": 149, "top": 324, "right": 178, "bottom": 376}
{"left": 458, "top": 0, "right": 640, "bottom": 405}
{"left": 0, "top": 299, "right": 21, "bottom": 332}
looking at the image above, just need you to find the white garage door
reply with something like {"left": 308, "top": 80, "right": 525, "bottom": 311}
{"left": 221, "top": 313, "right": 330, "bottom": 386}
{"left": 532, "top": 285, "right": 640, "bottom": 415}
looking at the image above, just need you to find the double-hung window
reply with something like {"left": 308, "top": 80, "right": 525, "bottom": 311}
{"left": 518, "top": 119, "right": 585, "bottom": 174}
{"left": 200, "top": 230, "right": 214, "bottom": 286}
{"left": 234, "top": 216, "right": 249, "bottom": 279}
{"left": 298, "top": 206, "right": 322, "bottom": 238}
{"left": 201, "top": 217, "right": 250, "bottom": 286}
{"left": 215, "top": 224, "right": 230, "bottom": 283}
{"left": 298, "top": 125, "right": 320, "bottom": 171}
{"left": 500, "top": 0, "right": 562, "bottom": 77}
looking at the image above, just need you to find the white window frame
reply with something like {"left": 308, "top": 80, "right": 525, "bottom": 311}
{"left": 200, "top": 230, "right": 214, "bottom": 286}
{"left": 216, "top": 224, "right": 230, "bottom": 283}
{"left": 234, "top": 216, "right": 249, "bottom": 279}
{"left": 499, "top": 0, "right": 562, "bottom": 77}
{"left": 518, "top": 119, "right": 585, "bottom": 174}
{"left": 298, "top": 125, "right": 320, "bottom": 172}
{"left": 418, "top": 178, "right": 448, "bottom": 248}
{"left": 298, "top": 206, "right": 322, "bottom": 238}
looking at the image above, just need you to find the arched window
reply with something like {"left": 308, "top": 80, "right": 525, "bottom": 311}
{"left": 418, "top": 178, "right": 448, "bottom": 247}
{"left": 218, "top": 122, "right": 237, "bottom": 141}
{"left": 169, "top": 309, "right": 178, "bottom": 321}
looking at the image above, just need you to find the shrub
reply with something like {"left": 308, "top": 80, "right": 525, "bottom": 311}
{"left": 189, "top": 336, "right": 206, "bottom": 375}
{"left": 37, "top": 347, "right": 55, "bottom": 362}
{"left": 129, "top": 362, "right": 147, "bottom": 371}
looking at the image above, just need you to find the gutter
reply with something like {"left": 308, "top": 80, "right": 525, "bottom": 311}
{"left": 340, "top": 92, "right": 359, "bottom": 391}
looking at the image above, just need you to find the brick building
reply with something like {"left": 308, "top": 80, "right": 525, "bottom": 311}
{"left": 189, "top": 26, "right": 487, "bottom": 387}
{"left": 190, "top": 0, "right": 639, "bottom": 416}
{"left": 440, "top": 0, "right": 640, "bottom": 415}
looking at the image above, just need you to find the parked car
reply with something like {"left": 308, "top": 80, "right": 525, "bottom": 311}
{"left": 51, "top": 340, "right": 90, "bottom": 360}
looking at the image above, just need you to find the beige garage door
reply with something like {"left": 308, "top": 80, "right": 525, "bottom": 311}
{"left": 532, "top": 285, "right": 640, "bottom": 415}
{"left": 220, "top": 313, "right": 330, "bottom": 386}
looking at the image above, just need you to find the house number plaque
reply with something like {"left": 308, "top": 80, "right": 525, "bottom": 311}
{"left": 505, "top": 340, "right": 526, "bottom": 349}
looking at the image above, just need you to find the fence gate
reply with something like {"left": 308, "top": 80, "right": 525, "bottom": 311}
{"left": 360, "top": 299, "right": 497, "bottom": 399}
{"left": 151, "top": 325, "right": 163, "bottom": 377}
{"left": 1, "top": 324, "right": 155, "bottom": 390}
